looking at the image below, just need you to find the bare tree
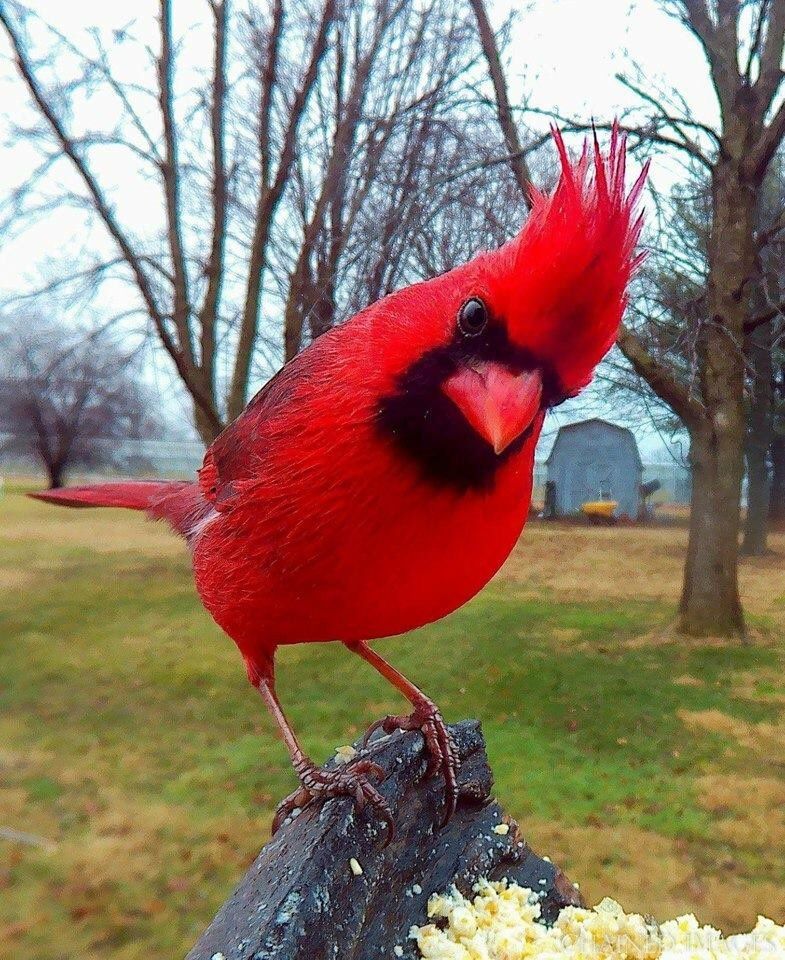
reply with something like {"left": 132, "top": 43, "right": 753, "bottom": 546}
{"left": 0, "top": 320, "right": 154, "bottom": 488}
{"left": 271, "top": 0, "right": 480, "bottom": 358}
{"left": 0, "top": 0, "right": 492, "bottom": 443}
{"left": 772, "top": 369, "right": 785, "bottom": 524}
{"left": 741, "top": 162, "right": 785, "bottom": 554}
{"left": 470, "top": 0, "right": 785, "bottom": 638}
{"left": 0, "top": 0, "right": 337, "bottom": 442}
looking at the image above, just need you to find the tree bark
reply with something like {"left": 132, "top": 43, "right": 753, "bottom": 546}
{"left": 677, "top": 160, "right": 755, "bottom": 638}
{"left": 467, "top": 0, "right": 532, "bottom": 206}
{"left": 770, "top": 432, "right": 785, "bottom": 524}
{"left": 680, "top": 424, "right": 745, "bottom": 636}
{"left": 46, "top": 461, "right": 66, "bottom": 489}
{"left": 742, "top": 320, "right": 773, "bottom": 554}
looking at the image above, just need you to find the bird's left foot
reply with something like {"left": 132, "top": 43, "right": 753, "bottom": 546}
{"left": 271, "top": 757, "right": 393, "bottom": 837}
{"left": 363, "top": 699, "right": 459, "bottom": 825}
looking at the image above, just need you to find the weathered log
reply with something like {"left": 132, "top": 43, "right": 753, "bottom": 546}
{"left": 187, "top": 719, "right": 581, "bottom": 960}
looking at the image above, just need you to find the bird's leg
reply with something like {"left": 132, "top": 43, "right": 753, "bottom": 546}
{"left": 346, "top": 641, "right": 459, "bottom": 824}
{"left": 247, "top": 659, "right": 392, "bottom": 836}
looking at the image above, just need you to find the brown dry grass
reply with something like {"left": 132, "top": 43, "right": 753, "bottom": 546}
{"left": 500, "top": 521, "right": 785, "bottom": 624}
{"left": 526, "top": 819, "right": 785, "bottom": 931}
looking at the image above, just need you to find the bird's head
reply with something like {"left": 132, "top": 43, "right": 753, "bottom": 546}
{"left": 373, "top": 124, "right": 647, "bottom": 492}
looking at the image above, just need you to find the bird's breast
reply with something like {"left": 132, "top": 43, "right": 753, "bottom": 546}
{"left": 193, "top": 429, "right": 536, "bottom": 653}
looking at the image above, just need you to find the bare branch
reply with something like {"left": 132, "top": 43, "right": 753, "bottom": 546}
{"left": 754, "top": 0, "right": 785, "bottom": 107}
{"left": 617, "top": 322, "right": 705, "bottom": 427}
{"left": 746, "top": 97, "right": 785, "bottom": 183}
{"left": 196, "top": 0, "right": 229, "bottom": 390}
{"left": 229, "top": 0, "right": 337, "bottom": 419}
{"left": 158, "top": 0, "right": 194, "bottom": 362}
{"left": 467, "top": 0, "right": 531, "bottom": 206}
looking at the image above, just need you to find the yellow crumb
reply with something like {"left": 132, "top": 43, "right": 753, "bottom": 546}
{"left": 493, "top": 823, "right": 510, "bottom": 835}
{"left": 349, "top": 857, "right": 363, "bottom": 877}
{"left": 335, "top": 744, "right": 357, "bottom": 764}
{"left": 414, "top": 880, "right": 785, "bottom": 959}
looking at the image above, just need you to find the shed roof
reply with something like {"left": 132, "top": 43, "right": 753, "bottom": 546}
{"left": 545, "top": 418, "right": 643, "bottom": 469}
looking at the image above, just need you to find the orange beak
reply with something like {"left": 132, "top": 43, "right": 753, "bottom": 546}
{"left": 442, "top": 364, "right": 543, "bottom": 455}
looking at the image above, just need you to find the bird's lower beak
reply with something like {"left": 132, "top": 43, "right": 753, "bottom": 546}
{"left": 442, "top": 364, "right": 543, "bottom": 455}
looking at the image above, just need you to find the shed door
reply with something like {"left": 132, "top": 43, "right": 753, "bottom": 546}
{"left": 568, "top": 456, "right": 617, "bottom": 509}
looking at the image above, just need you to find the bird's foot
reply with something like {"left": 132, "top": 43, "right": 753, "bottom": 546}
{"left": 363, "top": 700, "right": 459, "bottom": 825}
{"left": 271, "top": 757, "right": 393, "bottom": 838}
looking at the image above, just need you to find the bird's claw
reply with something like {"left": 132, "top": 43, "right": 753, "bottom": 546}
{"left": 363, "top": 701, "right": 459, "bottom": 825}
{"left": 271, "top": 757, "right": 393, "bottom": 839}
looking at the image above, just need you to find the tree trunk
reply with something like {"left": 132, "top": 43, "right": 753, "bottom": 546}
{"left": 679, "top": 424, "right": 745, "bottom": 637}
{"left": 744, "top": 443, "right": 771, "bottom": 554}
{"left": 771, "top": 433, "right": 785, "bottom": 524}
{"left": 46, "top": 460, "right": 66, "bottom": 488}
{"left": 678, "top": 162, "right": 754, "bottom": 639}
{"left": 742, "top": 320, "right": 773, "bottom": 555}
{"left": 193, "top": 398, "right": 224, "bottom": 445}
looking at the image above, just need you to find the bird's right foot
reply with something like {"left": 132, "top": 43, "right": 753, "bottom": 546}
{"left": 363, "top": 699, "right": 459, "bottom": 826}
{"left": 271, "top": 757, "right": 393, "bottom": 838}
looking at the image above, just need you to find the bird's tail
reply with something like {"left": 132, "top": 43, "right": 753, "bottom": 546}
{"left": 28, "top": 480, "right": 213, "bottom": 542}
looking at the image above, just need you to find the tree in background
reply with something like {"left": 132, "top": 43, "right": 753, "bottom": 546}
{"left": 0, "top": 0, "right": 515, "bottom": 442}
{"left": 742, "top": 161, "right": 785, "bottom": 555}
{"left": 619, "top": 163, "right": 784, "bottom": 558}
{"left": 772, "top": 364, "right": 785, "bottom": 525}
{"left": 470, "top": 0, "right": 785, "bottom": 637}
{"left": 0, "top": 321, "right": 154, "bottom": 487}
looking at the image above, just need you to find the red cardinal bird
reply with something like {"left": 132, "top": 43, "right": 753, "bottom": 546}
{"left": 32, "top": 128, "right": 646, "bottom": 833}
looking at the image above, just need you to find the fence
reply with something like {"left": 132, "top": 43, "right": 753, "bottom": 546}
{"left": 3, "top": 436, "right": 693, "bottom": 504}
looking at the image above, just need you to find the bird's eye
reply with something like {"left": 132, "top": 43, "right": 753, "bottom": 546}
{"left": 457, "top": 297, "right": 488, "bottom": 337}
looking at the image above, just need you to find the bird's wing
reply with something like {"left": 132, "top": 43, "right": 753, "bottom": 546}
{"left": 198, "top": 360, "right": 303, "bottom": 511}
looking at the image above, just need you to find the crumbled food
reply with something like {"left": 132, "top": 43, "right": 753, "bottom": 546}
{"left": 492, "top": 823, "right": 510, "bottom": 835}
{"left": 335, "top": 744, "right": 357, "bottom": 764}
{"left": 349, "top": 857, "right": 363, "bottom": 876}
{"left": 413, "top": 880, "right": 785, "bottom": 959}
{"left": 394, "top": 947, "right": 404, "bottom": 957}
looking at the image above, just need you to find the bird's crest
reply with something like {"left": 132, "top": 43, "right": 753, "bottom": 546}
{"left": 496, "top": 122, "right": 648, "bottom": 393}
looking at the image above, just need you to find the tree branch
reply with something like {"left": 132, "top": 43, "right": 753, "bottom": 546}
{"left": 158, "top": 0, "right": 194, "bottom": 363}
{"left": 468, "top": 0, "right": 532, "bottom": 207}
{"left": 229, "top": 0, "right": 337, "bottom": 419}
{"left": 0, "top": 5, "right": 223, "bottom": 438}
{"left": 617, "top": 321, "right": 705, "bottom": 427}
{"left": 196, "top": 0, "right": 229, "bottom": 398}
{"left": 745, "top": 97, "right": 785, "bottom": 183}
{"left": 679, "top": 0, "right": 740, "bottom": 124}
{"left": 754, "top": 0, "right": 785, "bottom": 109}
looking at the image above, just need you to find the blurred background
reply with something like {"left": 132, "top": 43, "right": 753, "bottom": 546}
{"left": 1, "top": 0, "right": 784, "bottom": 957}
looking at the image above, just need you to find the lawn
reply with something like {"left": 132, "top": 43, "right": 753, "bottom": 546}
{"left": 2, "top": 485, "right": 785, "bottom": 959}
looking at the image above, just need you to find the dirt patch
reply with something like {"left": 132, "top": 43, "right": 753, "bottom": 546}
{"left": 622, "top": 623, "right": 774, "bottom": 649}
{"left": 731, "top": 668, "right": 785, "bottom": 706}
{"left": 697, "top": 773, "right": 785, "bottom": 814}
{"left": 497, "top": 525, "right": 785, "bottom": 624}
{"left": 674, "top": 674, "right": 705, "bottom": 687}
{"left": 679, "top": 709, "right": 785, "bottom": 764}
{"left": 525, "top": 819, "right": 784, "bottom": 933}
{"left": 696, "top": 773, "right": 785, "bottom": 849}
{"left": 0, "top": 568, "right": 34, "bottom": 591}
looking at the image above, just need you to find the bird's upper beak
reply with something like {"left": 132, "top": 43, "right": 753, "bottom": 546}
{"left": 441, "top": 364, "right": 543, "bottom": 455}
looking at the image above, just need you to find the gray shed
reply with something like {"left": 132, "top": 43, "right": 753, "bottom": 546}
{"left": 545, "top": 419, "right": 643, "bottom": 518}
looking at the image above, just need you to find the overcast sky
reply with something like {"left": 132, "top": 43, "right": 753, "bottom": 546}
{"left": 0, "top": 0, "right": 721, "bottom": 460}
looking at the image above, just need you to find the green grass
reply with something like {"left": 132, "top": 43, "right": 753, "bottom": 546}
{"left": 2, "top": 489, "right": 785, "bottom": 958}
